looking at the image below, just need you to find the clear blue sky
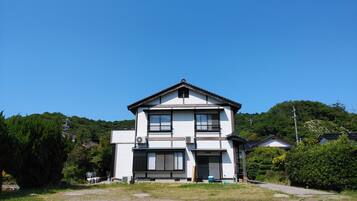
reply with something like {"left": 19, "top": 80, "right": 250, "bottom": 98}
{"left": 1, "top": 0, "right": 356, "bottom": 121}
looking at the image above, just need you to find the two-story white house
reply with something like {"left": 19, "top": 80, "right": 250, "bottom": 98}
{"left": 111, "top": 79, "right": 247, "bottom": 182}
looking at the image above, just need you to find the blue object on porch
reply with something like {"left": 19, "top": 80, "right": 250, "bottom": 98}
{"left": 208, "top": 176, "right": 214, "bottom": 183}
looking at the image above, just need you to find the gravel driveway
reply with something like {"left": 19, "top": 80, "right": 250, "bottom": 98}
{"left": 255, "top": 182, "right": 342, "bottom": 199}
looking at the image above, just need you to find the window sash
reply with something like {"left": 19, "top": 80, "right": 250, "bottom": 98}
{"left": 196, "top": 113, "right": 220, "bottom": 131}
{"left": 146, "top": 152, "right": 184, "bottom": 171}
{"left": 149, "top": 114, "right": 172, "bottom": 132}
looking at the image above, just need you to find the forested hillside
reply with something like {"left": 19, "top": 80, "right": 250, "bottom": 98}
{"left": 236, "top": 100, "right": 357, "bottom": 143}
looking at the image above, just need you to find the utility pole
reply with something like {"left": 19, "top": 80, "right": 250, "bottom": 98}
{"left": 292, "top": 106, "right": 299, "bottom": 144}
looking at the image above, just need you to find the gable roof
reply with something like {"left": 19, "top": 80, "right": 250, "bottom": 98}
{"left": 127, "top": 79, "right": 242, "bottom": 114}
{"left": 319, "top": 132, "right": 357, "bottom": 141}
{"left": 246, "top": 135, "right": 293, "bottom": 150}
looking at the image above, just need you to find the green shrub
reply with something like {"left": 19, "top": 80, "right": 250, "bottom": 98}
{"left": 63, "top": 145, "right": 92, "bottom": 183}
{"left": 256, "top": 170, "right": 289, "bottom": 184}
{"left": 6, "top": 115, "right": 68, "bottom": 188}
{"left": 247, "top": 147, "right": 286, "bottom": 181}
{"left": 286, "top": 135, "right": 357, "bottom": 191}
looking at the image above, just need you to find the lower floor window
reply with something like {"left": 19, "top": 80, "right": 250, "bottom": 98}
{"left": 147, "top": 152, "right": 184, "bottom": 171}
{"left": 174, "top": 152, "right": 183, "bottom": 170}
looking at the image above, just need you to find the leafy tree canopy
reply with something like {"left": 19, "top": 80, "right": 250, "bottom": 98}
{"left": 236, "top": 100, "right": 357, "bottom": 143}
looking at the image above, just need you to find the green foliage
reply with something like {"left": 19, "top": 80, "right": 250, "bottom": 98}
{"left": 0, "top": 111, "right": 15, "bottom": 192}
{"left": 303, "top": 119, "right": 349, "bottom": 142}
{"left": 90, "top": 135, "right": 113, "bottom": 177}
{"left": 286, "top": 135, "right": 357, "bottom": 191}
{"left": 62, "top": 114, "right": 133, "bottom": 182}
{"left": 247, "top": 147, "right": 286, "bottom": 180}
{"left": 63, "top": 146, "right": 92, "bottom": 182}
{"left": 62, "top": 163, "right": 83, "bottom": 184}
{"left": 272, "top": 153, "right": 286, "bottom": 172}
{"left": 236, "top": 101, "right": 355, "bottom": 142}
{"left": 0, "top": 112, "right": 16, "bottom": 171}
{"left": 3, "top": 112, "right": 134, "bottom": 185}
{"left": 256, "top": 170, "right": 289, "bottom": 185}
{"left": 5, "top": 114, "right": 67, "bottom": 188}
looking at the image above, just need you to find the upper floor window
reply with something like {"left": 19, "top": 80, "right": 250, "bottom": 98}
{"left": 195, "top": 113, "right": 220, "bottom": 132}
{"left": 149, "top": 114, "right": 172, "bottom": 132}
{"left": 178, "top": 87, "right": 189, "bottom": 98}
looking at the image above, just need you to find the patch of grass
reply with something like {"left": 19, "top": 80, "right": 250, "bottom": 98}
{"left": 9, "top": 182, "right": 352, "bottom": 201}
{"left": 341, "top": 190, "right": 357, "bottom": 199}
{"left": 179, "top": 183, "right": 243, "bottom": 189}
{"left": 117, "top": 183, "right": 279, "bottom": 201}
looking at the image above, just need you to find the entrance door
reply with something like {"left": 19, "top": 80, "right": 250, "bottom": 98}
{"left": 196, "top": 156, "right": 221, "bottom": 180}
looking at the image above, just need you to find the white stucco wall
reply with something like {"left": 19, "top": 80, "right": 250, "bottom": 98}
{"left": 111, "top": 130, "right": 135, "bottom": 143}
{"left": 136, "top": 107, "right": 147, "bottom": 138}
{"left": 220, "top": 106, "right": 233, "bottom": 136}
{"left": 161, "top": 91, "right": 182, "bottom": 104}
{"left": 196, "top": 140, "right": 220, "bottom": 149}
{"left": 114, "top": 143, "right": 134, "bottom": 179}
{"left": 221, "top": 140, "right": 235, "bottom": 179}
{"left": 111, "top": 130, "right": 135, "bottom": 179}
{"left": 147, "top": 89, "right": 222, "bottom": 106}
{"left": 172, "top": 111, "right": 194, "bottom": 137}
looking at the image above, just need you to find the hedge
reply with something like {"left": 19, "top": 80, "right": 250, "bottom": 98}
{"left": 285, "top": 135, "right": 357, "bottom": 191}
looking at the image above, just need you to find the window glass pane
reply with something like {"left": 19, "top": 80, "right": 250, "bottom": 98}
{"left": 150, "top": 115, "right": 160, "bottom": 123}
{"left": 165, "top": 153, "right": 174, "bottom": 170}
{"left": 150, "top": 125, "right": 160, "bottom": 131}
{"left": 133, "top": 151, "right": 147, "bottom": 171}
{"left": 196, "top": 114, "right": 208, "bottom": 130}
{"left": 147, "top": 153, "right": 156, "bottom": 170}
{"left": 161, "top": 115, "right": 171, "bottom": 130}
{"left": 174, "top": 152, "right": 183, "bottom": 170}
{"left": 156, "top": 153, "right": 165, "bottom": 170}
{"left": 150, "top": 115, "right": 160, "bottom": 131}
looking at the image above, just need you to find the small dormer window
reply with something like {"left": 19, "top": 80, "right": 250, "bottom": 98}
{"left": 178, "top": 87, "right": 189, "bottom": 98}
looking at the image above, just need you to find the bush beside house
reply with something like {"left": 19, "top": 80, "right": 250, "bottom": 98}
{"left": 286, "top": 135, "right": 357, "bottom": 191}
{"left": 247, "top": 147, "right": 288, "bottom": 184}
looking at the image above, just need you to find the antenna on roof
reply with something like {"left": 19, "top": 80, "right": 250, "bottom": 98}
{"left": 181, "top": 78, "right": 186, "bottom": 83}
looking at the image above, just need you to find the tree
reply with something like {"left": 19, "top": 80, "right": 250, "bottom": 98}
{"left": 0, "top": 112, "right": 14, "bottom": 193}
{"left": 90, "top": 135, "right": 113, "bottom": 177}
{"left": 6, "top": 115, "right": 68, "bottom": 188}
{"left": 236, "top": 100, "right": 354, "bottom": 142}
{"left": 63, "top": 145, "right": 92, "bottom": 183}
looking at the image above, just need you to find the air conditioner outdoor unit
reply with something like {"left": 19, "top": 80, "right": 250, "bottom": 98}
{"left": 136, "top": 136, "right": 147, "bottom": 144}
{"left": 185, "top": 136, "right": 194, "bottom": 144}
